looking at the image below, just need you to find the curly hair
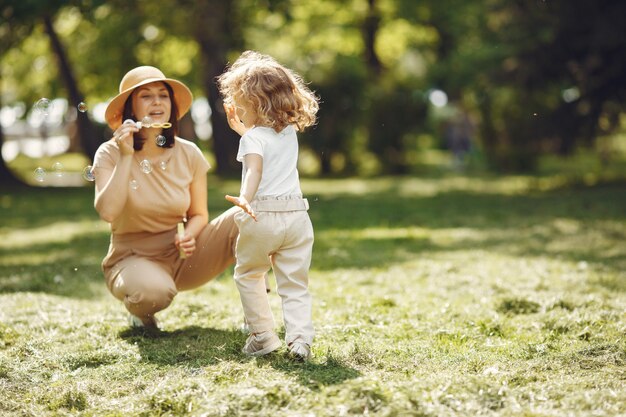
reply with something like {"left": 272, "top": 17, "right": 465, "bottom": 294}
{"left": 218, "top": 51, "right": 319, "bottom": 132}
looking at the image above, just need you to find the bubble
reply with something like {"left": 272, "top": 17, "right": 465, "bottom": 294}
{"left": 82, "top": 165, "right": 96, "bottom": 181}
{"left": 428, "top": 89, "right": 448, "bottom": 107}
{"left": 34, "top": 167, "right": 47, "bottom": 182}
{"left": 77, "top": 102, "right": 87, "bottom": 112}
{"left": 562, "top": 87, "right": 580, "bottom": 103}
{"left": 140, "top": 159, "right": 153, "bottom": 174}
{"left": 159, "top": 161, "right": 167, "bottom": 171}
{"left": 141, "top": 116, "right": 153, "bottom": 128}
{"left": 52, "top": 161, "right": 64, "bottom": 177}
{"left": 156, "top": 135, "right": 166, "bottom": 146}
{"left": 35, "top": 98, "right": 51, "bottom": 116}
{"left": 130, "top": 179, "right": 139, "bottom": 190}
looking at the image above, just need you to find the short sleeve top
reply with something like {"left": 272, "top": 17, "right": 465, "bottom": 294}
{"left": 236, "top": 125, "right": 302, "bottom": 198}
{"left": 92, "top": 137, "right": 210, "bottom": 234}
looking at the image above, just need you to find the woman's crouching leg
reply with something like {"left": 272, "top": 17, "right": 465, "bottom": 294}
{"left": 109, "top": 256, "right": 178, "bottom": 323}
{"left": 175, "top": 206, "right": 240, "bottom": 291}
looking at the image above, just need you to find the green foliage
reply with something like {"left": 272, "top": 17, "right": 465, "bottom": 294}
{"left": 366, "top": 78, "right": 428, "bottom": 174}
{"left": 302, "top": 55, "right": 369, "bottom": 175}
{"left": 2, "top": 0, "right": 626, "bottom": 173}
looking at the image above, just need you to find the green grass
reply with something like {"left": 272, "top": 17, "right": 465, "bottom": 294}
{"left": 1, "top": 173, "right": 625, "bottom": 416}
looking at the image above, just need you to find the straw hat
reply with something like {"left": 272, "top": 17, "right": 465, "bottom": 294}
{"left": 104, "top": 66, "right": 193, "bottom": 129}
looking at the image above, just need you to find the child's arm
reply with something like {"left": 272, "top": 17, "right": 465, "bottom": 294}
{"left": 225, "top": 153, "right": 263, "bottom": 221}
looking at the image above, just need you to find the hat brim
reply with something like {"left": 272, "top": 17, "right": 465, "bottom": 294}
{"left": 104, "top": 77, "right": 193, "bottom": 130}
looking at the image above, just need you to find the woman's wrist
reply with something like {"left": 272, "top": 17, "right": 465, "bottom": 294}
{"left": 119, "top": 147, "right": 134, "bottom": 156}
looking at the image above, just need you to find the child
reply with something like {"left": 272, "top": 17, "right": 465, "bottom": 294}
{"left": 217, "top": 51, "right": 319, "bottom": 360}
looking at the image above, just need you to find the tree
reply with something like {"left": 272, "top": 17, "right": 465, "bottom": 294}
{"left": 191, "top": 0, "right": 242, "bottom": 176}
{"left": 0, "top": 2, "right": 39, "bottom": 186}
{"left": 422, "top": 0, "right": 626, "bottom": 170}
{"left": 131, "top": 0, "right": 244, "bottom": 176}
{"left": 43, "top": 13, "right": 99, "bottom": 159}
{"left": 0, "top": 82, "right": 23, "bottom": 187}
{"left": 2, "top": 0, "right": 105, "bottom": 164}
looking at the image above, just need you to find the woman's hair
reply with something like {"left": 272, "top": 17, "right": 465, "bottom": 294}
{"left": 122, "top": 82, "right": 179, "bottom": 150}
{"left": 217, "top": 50, "right": 319, "bottom": 132}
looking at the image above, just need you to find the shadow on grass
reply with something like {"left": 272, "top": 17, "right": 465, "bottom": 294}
{"left": 0, "top": 186, "right": 97, "bottom": 230}
{"left": 119, "top": 325, "right": 244, "bottom": 365}
{"left": 266, "top": 351, "right": 361, "bottom": 390}
{"left": 2, "top": 180, "right": 625, "bottom": 296}
{"left": 119, "top": 325, "right": 360, "bottom": 389}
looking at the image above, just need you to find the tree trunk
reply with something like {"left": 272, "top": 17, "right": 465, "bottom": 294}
{"left": 0, "top": 75, "right": 26, "bottom": 188}
{"left": 43, "top": 14, "right": 99, "bottom": 161}
{"left": 363, "top": 0, "right": 382, "bottom": 76}
{"left": 477, "top": 91, "right": 500, "bottom": 170}
{"left": 0, "top": 133, "right": 25, "bottom": 188}
{"left": 193, "top": 0, "right": 240, "bottom": 176}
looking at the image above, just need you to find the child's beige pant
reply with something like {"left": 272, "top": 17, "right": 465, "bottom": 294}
{"left": 234, "top": 197, "right": 314, "bottom": 346}
{"left": 102, "top": 207, "right": 240, "bottom": 321}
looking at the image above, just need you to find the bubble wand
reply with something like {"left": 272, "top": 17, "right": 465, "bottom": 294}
{"left": 177, "top": 222, "right": 187, "bottom": 259}
{"left": 123, "top": 116, "right": 171, "bottom": 146}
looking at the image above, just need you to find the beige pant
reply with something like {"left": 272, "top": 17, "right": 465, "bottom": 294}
{"left": 234, "top": 198, "right": 314, "bottom": 346}
{"left": 102, "top": 206, "right": 240, "bottom": 321}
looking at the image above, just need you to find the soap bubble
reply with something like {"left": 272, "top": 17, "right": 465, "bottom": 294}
{"left": 82, "top": 165, "right": 96, "bottom": 181}
{"left": 159, "top": 161, "right": 167, "bottom": 171}
{"left": 77, "top": 102, "right": 88, "bottom": 112}
{"left": 130, "top": 179, "right": 139, "bottom": 190}
{"left": 52, "top": 162, "right": 64, "bottom": 177}
{"left": 140, "top": 159, "right": 153, "bottom": 174}
{"left": 35, "top": 98, "right": 51, "bottom": 116}
{"left": 34, "top": 167, "right": 47, "bottom": 182}
{"left": 156, "top": 135, "right": 166, "bottom": 146}
{"left": 427, "top": 89, "right": 448, "bottom": 108}
{"left": 141, "top": 116, "right": 153, "bottom": 128}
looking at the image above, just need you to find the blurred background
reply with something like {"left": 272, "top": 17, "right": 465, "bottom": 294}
{"left": 1, "top": 0, "right": 625, "bottom": 186}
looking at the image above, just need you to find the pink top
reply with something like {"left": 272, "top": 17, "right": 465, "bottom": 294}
{"left": 93, "top": 137, "right": 210, "bottom": 234}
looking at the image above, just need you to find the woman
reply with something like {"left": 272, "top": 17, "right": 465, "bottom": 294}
{"left": 92, "top": 66, "right": 239, "bottom": 328}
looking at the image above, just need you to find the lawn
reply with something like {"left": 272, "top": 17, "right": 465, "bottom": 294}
{"left": 1, "top": 173, "right": 625, "bottom": 416}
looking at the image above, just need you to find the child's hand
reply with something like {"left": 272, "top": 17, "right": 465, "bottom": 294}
{"left": 225, "top": 194, "right": 257, "bottom": 221}
{"left": 223, "top": 104, "right": 250, "bottom": 136}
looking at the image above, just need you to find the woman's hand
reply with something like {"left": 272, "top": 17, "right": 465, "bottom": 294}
{"left": 175, "top": 231, "right": 197, "bottom": 257}
{"left": 112, "top": 119, "right": 139, "bottom": 155}
{"left": 223, "top": 104, "right": 250, "bottom": 136}
{"left": 225, "top": 194, "right": 257, "bottom": 221}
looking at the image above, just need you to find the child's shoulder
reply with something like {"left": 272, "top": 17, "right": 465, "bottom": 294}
{"left": 247, "top": 125, "right": 295, "bottom": 138}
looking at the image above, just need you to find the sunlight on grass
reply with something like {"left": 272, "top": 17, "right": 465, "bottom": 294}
{"left": 0, "top": 220, "right": 107, "bottom": 249}
{"left": 301, "top": 174, "right": 606, "bottom": 199}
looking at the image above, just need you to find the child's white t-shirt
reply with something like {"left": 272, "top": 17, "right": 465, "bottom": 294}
{"left": 236, "top": 125, "right": 302, "bottom": 199}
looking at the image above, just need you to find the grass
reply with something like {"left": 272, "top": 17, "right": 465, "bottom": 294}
{"left": 1, "top": 170, "right": 625, "bottom": 416}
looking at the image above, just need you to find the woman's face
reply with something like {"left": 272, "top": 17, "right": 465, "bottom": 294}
{"left": 131, "top": 81, "right": 172, "bottom": 124}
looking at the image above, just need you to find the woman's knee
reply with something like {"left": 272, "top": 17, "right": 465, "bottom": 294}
{"left": 124, "top": 283, "right": 177, "bottom": 316}
{"left": 111, "top": 259, "right": 178, "bottom": 316}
